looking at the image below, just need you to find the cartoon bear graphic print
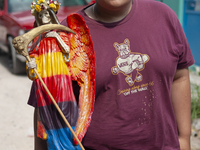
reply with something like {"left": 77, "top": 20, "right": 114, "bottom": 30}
{"left": 112, "top": 39, "right": 150, "bottom": 86}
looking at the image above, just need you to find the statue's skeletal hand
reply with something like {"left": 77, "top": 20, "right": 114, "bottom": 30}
{"left": 46, "top": 31, "right": 70, "bottom": 54}
{"left": 26, "top": 58, "right": 36, "bottom": 69}
{"left": 45, "top": 31, "right": 59, "bottom": 38}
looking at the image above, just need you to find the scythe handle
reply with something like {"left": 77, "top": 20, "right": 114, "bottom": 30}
{"left": 26, "top": 56, "right": 85, "bottom": 150}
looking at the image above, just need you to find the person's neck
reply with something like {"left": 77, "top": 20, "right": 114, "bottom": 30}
{"left": 92, "top": 2, "right": 132, "bottom": 23}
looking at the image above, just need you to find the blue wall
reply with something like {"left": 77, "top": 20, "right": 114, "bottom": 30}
{"left": 183, "top": 0, "right": 200, "bottom": 66}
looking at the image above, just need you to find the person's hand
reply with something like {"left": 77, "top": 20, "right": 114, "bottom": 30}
{"left": 26, "top": 58, "right": 36, "bottom": 69}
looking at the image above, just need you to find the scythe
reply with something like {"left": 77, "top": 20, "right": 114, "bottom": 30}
{"left": 12, "top": 24, "right": 85, "bottom": 150}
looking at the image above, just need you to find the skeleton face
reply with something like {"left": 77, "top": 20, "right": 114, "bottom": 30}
{"left": 38, "top": 10, "right": 52, "bottom": 25}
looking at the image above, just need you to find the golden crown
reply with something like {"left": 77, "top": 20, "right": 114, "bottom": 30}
{"left": 31, "top": 0, "right": 61, "bottom": 15}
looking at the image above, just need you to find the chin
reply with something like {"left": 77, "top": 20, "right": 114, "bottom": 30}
{"left": 98, "top": 0, "right": 132, "bottom": 9}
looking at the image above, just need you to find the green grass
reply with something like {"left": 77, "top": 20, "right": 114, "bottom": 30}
{"left": 191, "top": 84, "right": 200, "bottom": 122}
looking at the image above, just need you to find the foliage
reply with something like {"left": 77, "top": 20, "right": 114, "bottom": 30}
{"left": 191, "top": 84, "right": 200, "bottom": 122}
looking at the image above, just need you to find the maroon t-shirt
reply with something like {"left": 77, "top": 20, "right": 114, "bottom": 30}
{"left": 62, "top": 0, "right": 195, "bottom": 149}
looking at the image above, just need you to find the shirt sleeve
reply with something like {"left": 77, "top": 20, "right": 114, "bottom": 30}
{"left": 175, "top": 16, "right": 195, "bottom": 69}
{"left": 27, "top": 81, "right": 38, "bottom": 108}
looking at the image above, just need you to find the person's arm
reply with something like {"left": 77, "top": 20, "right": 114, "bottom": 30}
{"left": 171, "top": 68, "right": 191, "bottom": 150}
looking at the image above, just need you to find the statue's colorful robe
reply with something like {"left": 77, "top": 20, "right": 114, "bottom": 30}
{"left": 28, "top": 32, "right": 81, "bottom": 150}
{"left": 27, "top": 14, "right": 96, "bottom": 150}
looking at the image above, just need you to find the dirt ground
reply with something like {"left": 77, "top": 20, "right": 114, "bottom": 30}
{"left": 0, "top": 54, "right": 34, "bottom": 150}
{"left": 0, "top": 53, "right": 200, "bottom": 150}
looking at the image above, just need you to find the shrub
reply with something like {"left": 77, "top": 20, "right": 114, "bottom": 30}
{"left": 191, "top": 84, "right": 200, "bottom": 122}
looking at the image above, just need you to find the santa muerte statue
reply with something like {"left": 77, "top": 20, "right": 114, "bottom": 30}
{"left": 12, "top": 0, "right": 96, "bottom": 150}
